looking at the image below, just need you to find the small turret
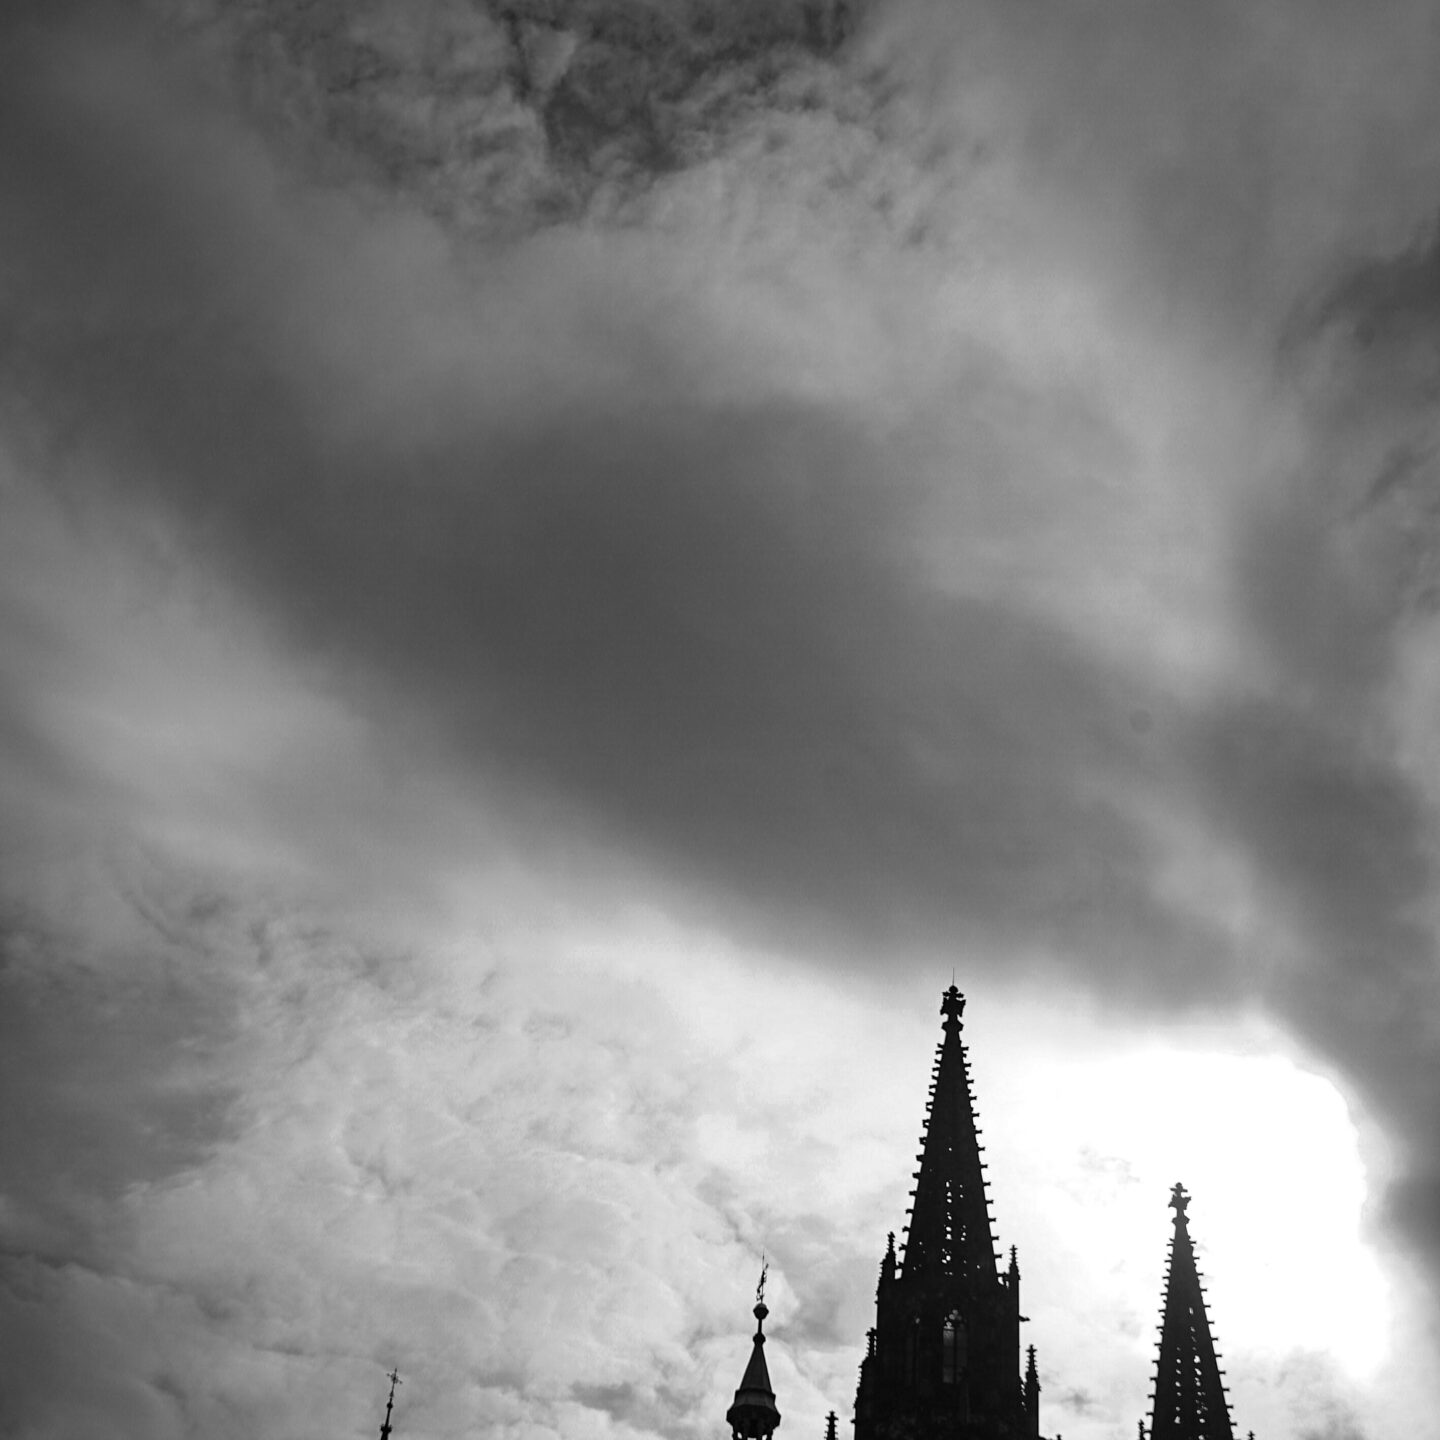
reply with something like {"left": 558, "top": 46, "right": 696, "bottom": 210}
{"left": 824, "top": 1412, "right": 839, "bottom": 1440}
{"left": 1024, "top": 1344, "right": 1040, "bottom": 1438}
{"left": 727, "top": 1264, "right": 782, "bottom": 1440}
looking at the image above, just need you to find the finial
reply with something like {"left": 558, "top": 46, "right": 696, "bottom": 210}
{"left": 379, "top": 1368, "right": 401, "bottom": 1440}
{"left": 753, "top": 1256, "right": 770, "bottom": 1327}
{"left": 1169, "top": 1182, "right": 1190, "bottom": 1219}
{"left": 940, "top": 984, "right": 965, "bottom": 1030}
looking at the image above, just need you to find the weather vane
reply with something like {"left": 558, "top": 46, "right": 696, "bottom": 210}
{"left": 756, "top": 1255, "right": 768, "bottom": 1307}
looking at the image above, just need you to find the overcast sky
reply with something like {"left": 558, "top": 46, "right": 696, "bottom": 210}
{"left": 5, "top": 2, "right": 1440, "bottom": 1437}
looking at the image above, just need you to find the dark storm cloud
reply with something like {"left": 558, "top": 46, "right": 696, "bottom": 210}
{"left": 1239, "top": 229, "right": 1440, "bottom": 1289}
{"left": 0, "top": 14, "right": 1215, "bottom": 988}
{"left": 183, "top": 0, "right": 857, "bottom": 232}
{"left": 1186, "top": 689, "right": 1440, "bottom": 1266}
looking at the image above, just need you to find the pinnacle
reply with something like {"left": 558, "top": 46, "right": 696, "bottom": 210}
{"left": 897, "top": 988, "right": 998, "bottom": 1286}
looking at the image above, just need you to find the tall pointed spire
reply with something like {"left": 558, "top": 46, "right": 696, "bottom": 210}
{"left": 854, "top": 985, "right": 1027, "bottom": 1440}
{"left": 1148, "top": 1185, "right": 1235, "bottom": 1440}
{"left": 900, "top": 986, "right": 998, "bottom": 1286}
{"left": 728, "top": 1264, "right": 782, "bottom": 1440}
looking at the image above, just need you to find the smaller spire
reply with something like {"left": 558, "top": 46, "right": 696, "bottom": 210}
{"left": 727, "top": 1266, "right": 782, "bottom": 1440}
{"left": 379, "top": 1368, "right": 401, "bottom": 1440}
{"left": 1024, "top": 1343, "right": 1040, "bottom": 1437}
{"left": 824, "top": 1412, "right": 838, "bottom": 1440}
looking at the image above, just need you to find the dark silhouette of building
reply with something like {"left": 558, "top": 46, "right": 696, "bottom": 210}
{"left": 1146, "top": 1184, "right": 1235, "bottom": 1440}
{"left": 724, "top": 985, "right": 1250, "bottom": 1440}
{"left": 852, "top": 984, "right": 1031, "bottom": 1440}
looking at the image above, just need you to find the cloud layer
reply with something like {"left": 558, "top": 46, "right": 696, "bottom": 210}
{"left": 6, "top": 2, "right": 1440, "bottom": 1436}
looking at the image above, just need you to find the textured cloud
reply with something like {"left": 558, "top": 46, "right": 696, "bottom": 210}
{"left": 6, "top": 1, "right": 1440, "bottom": 1437}
{"left": 0, "top": 4, "right": 1229, "bottom": 983}
{"left": 1254, "top": 230, "right": 1440, "bottom": 1293}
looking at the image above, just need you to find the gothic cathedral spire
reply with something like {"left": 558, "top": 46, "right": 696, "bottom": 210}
{"left": 901, "top": 986, "right": 998, "bottom": 1285}
{"left": 854, "top": 985, "right": 1031, "bottom": 1440}
{"left": 1147, "top": 1185, "right": 1235, "bottom": 1440}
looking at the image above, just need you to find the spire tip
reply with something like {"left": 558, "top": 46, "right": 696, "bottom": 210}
{"left": 940, "top": 984, "right": 965, "bottom": 1027}
{"left": 379, "top": 1368, "right": 402, "bottom": 1440}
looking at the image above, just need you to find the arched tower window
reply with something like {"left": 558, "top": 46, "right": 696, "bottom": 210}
{"left": 941, "top": 1312, "right": 965, "bottom": 1385}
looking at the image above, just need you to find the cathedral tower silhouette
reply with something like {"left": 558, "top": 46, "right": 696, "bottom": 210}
{"left": 722, "top": 986, "right": 1250, "bottom": 1440}
{"left": 853, "top": 985, "right": 1033, "bottom": 1440}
